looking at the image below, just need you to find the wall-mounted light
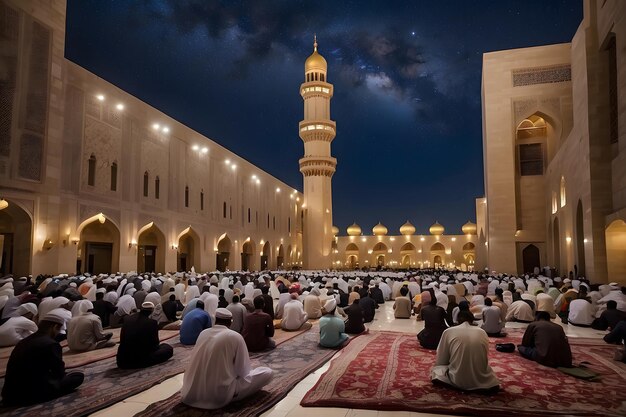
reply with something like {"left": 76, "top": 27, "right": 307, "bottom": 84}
{"left": 96, "top": 94, "right": 105, "bottom": 101}
{"left": 276, "top": 187, "right": 281, "bottom": 193}
{"left": 0, "top": 198, "right": 8, "bottom": 210}
{"left": 71, "top": 238, "right": 80, "bottom": 245}
{"left": 152, "top": 123, "right": 160, "bottom": 130}
{"left": 583, "top": 238, "right": 588, "bottom": 243}
{"left": 129, "top": 240, "right": 137, "bottom": 249}
{"left": 171, "top": 244, "right": 178, "bottom": 250}
{"left": 565, "top": 236, "right": 572, "bottom": 243}
{"left": 162, "top": 127, "right": 169, "bottom": 133}
{"left": 42, "top": 239, "right": 54, "bottom": 251}
{"left": 97, "top": 213, "right": 106, "bottom": 224}
{"left": 116, "top": 103, "right": 124, "bottom": 111}
{"left": 387, "top": 249, "right": 393, "bottom": 253}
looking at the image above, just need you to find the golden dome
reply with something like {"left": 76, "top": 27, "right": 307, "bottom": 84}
{"left": 399, "top": 221, "right": 416, "bottom": 236}
{"left": 462, "top": 221, "right": 477, "bottom": 235}
{"left": 429, "top": 221, "right": 445, "bottom": 235}
{"left": 372, "top": 222, "right": 388, "bottom": 236}
{"left": 305, "top": 36, "right": 327, "bottom": 72}
{"left": 332, "top": 225, "right": 339, "bottom": 236}
{"left": 347, "top": 223, "right": 362, "bottom": 236}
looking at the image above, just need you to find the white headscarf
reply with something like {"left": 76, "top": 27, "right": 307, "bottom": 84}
{"left": 115, "top": 295, "right": 136, "bottom": 315}
{"left": 71, "top": 300, "right": 94, "bottom": 316}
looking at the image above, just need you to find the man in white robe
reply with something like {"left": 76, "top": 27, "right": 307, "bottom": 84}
{"left": 0, "top": 303, "right": 38, "bottom": 347}
{"left": 181, "top": 308, "right": 272, "bottom": 409}
{"left": 431, "top": 311, "right": 499, "bottom": 392}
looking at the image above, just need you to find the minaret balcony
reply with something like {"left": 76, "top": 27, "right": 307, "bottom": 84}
{"left": 300, "top": 82, "right": 334, "bottom": 97}
{"left": 299, "top": 120, "right": 336, "bottom": 135}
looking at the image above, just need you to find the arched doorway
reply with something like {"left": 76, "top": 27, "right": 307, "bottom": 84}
{"left": 261, "top": 241, "right": 270, "bottom": 270}
{"left": 216, "top": 234, "right": 232, "bottom": 272}
{"left": 177, "top": 227, "right": 200, "bottom": 272}
{"left": 376, "top": 254, "right": 385, "bottom": 267}
{"left": 347, "top": 254, "right": 358, "bottom": 269}
{"left": 277, "top": 244, "right": 285, "bottom": 269}
{"left": 372, "top": 242, "right": 387, "bottom": 267}
{"left": 522, "top": 244, "right": 540, "bottom": 275}
{"left": 400, "top": 242, "right": 416, "bottom": 269}
{"left": 606, "top": 220, "right": 626, "bottom": 280}
{"left": 287, "top": 245, "right": 292, "bottom": 266}
{"left": 575, "top": 200, "right": 586, "bottom": 278}
{"left": 346, "top": 243, "right": 359, "bottom": 268}
{"left": 241, "top": 239, "right": 256, "bottom": 271}
{"left": 79, "top": 214, "right": 120, "bottom": 274}
{"left": 430, "top": 242, "right": 445, "bottom": 268}
{"left": 553, "top": 218, "right": 561, "bottom": 275}
{"left": 137, "top": 223, "right": 165, "bottom": 273}
{"left": 0, "top": 200, "right": 32, "bottom": 277}
{"left": 401, "top": 254, "right": 411, "bottom": 268}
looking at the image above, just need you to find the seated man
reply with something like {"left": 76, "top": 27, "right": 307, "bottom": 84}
{"left": 303, "top": 288, "right": 323, "bottom": 319}
{"left": 506, "top": 299, "right": 535, "bottom": 323}
{"left": 568, "top": 296, "right": 595, "bottom": 327}
{"left": 0, "top": 303, "right": 38, "bottom": 347}
{"left": 358, "top": 290, "right": 378, "bottom": 323}
{"left": 393, "top": 287, "right": 412, "bottom": 319}
{"left": 430, "top": 311, "right": 499, "bottom": 393}
{"left": 344, "top": 298, "right": 367, "bottom": 334}
{"left": 226, "top": 295, "right": 248, "bottom": 333}
{"left": 593, "top": 300, "right": 626, "bottom": 331}
{"left": 281, "top": 293, "right": 311, "bottom": 331}
{"left": 417, "top": 291, "right": 448, "bottom": 349}
{"left": 67, "top": 300, "right": 114, "bottom": 352}
{"left": 2, "top": 310, "right": 84, "bottom": 406}
{"left": 319, "top": 299, "right": 349, "bottom": 348}
{"left": 180, "top": 300, "right": 211, "bottom": 345}
{"left": 242, "top": 296, "right": 275, "bottom": 351}
{"left": 480, "top": 298, "right": 506, "bottom": 337}
{"left": 162, "top": 294, "right": 184, "bottom": 323}
{"left": 603, "top": 320, "right": 626, "bottom": 346}
{"left": 518, "top": 310, "right": 573, "bottom": 368}
{"left": 181, "top": 308, "right": 273, "bottom": 409}
{"left": 116, "top": 302, "right": 174, "bottom": 369}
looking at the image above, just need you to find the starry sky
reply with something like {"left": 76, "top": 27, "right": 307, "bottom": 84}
{"left": 65, "top": 0, "right": 582, "bottom": 236}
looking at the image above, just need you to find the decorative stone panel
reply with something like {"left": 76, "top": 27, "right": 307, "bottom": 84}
{"left": 17, "top": 133, "right": 42, "bottom": 180}
{"left": 24, "top": 21, "right": 50, "bottom": 135}
{"left": 512, "top": 65, "right": 571, "bottom": 87}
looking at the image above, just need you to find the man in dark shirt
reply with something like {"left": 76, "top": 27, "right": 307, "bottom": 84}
{"left": 370, "top": 283, "right": 385, "bottom": 304}
{"left": 242, "top": 296, "right": 275, "bottom": 352}
{"left": 592, "top": 300, "right": 626, "bottom": 331}
{"left": 359, "top": 290, "right": 378, "bottom": 323}
{"left": 116, "top": 302, "right": 174, "bottom": 369}
{"left": 518, "top": 311, "right": 572, "bottom": 368}
{"left": 92, "top": 290, "right": 116, "bottom": 328}
{"left": 162, "top": 294, "right": 183, "bottom": 323}
{"left": 2, "top": 312, "right": 84, "bottom": 406}
{"left": 260, "top": 286, "right": 275, "bottom": 319}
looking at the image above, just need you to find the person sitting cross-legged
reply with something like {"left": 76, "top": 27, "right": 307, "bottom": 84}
{"left": 319, "top": 299, "right": 349, "bottom": 348}
{"left": 67, "top": 300, "right": 114, "bottom": 352}
{"left": 480, "top": 298, "right": 506, "bottom": 337}
{"left": 181, "top": 308, "right": 273, "bottom": 409}
{"left": 2, "top": 310, "right": 85, "bottom": 406}
{"left": 242, "top": 296, "right": 275, "bottom": 352}
{"left": 430, "top": 310, "right": 499, "bottom": 393}
{"left": 180, "top": 300, "right": 211, "bottom": 346}
{"left": 518, "top": 310, "right": 573, "bottom": 368}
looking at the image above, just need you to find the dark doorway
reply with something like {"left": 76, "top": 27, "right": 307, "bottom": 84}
{"left": 0, "top": 233, "right": 14, "bottom": 276}
{"left": 241, "top": 253, "right": 251, "bottom": 271}
{"left": 522, "top": 244, "right": 540, "bottom": 275}
{"left": 179, "top": 253, "right": 187, "bottom": 272}
{"left": 216, "top": 253, "right": 229, "bottom": 272}
{"left": 261, "top": 255, "right": 268, "bottom": 270}
{"left": 85, "top": 242, "right": 113, "bottom": 274}
{"left": 141, "top": 245, "right": 157, "bottom": 273}
{"left": 276, "top": 256, "right": 284, "bottom": 268}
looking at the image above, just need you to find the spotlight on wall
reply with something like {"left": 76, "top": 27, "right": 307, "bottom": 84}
{"left": 583, "top": 238, "right": 588, "bottom": 243}
{"left": 162, "top": 126, "right": 169, "bottom": 133}
{"left": 231, "top": 164, "right": 237, "bottom": 170}
{"left": 129, "top": 240, "right": 137, "bottom": 249}
{"left": 96, "top": 94, "right": 105, "bottom": 101}
{"left": 116, "top": 103, "right": 124, "bottom": 111}
{"left": 192, "top": 145, "right": 199, "bottom": 151}
{"left": 42, "top": 239, "right": 55, "bottom": 251}
{"left": 201, "top": 147, "right": 208, "bottom": 154}
{"left": 171, "top": 244, "right": 178, "bottom": 250}
{"left": 71, "top": 238, "right": 80, "bottom": 245}
{"left": 152, "top": 123, "right": 160, "bottom": 130}
{"left": 565, "top": 236, "right": 572, "bottom": 243}
{"left": 97, "top": 213, "right": 106, "bottom": 224}
{"left": 0, "top": 198, "right": 8, "bottom": 210}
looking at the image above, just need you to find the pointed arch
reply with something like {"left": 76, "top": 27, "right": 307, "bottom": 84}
{"left": 277, "top": 244, "right": 285, "bottom": 269}
{"left": 0, "top": 199, "right": 33, "bottom": 276}
{"left": 261, "top": 241, "right": 271, "bottom": 270}
{"left": 177, "top": 226, "right": 201, "bottom": 272}
{"left": 137, "top": 222, "right": 165, "bottom": 273}
{"left": 372, "top": 242, "right": 388, "bottom": 253}
{"left": 216, "top": 233, "right": 232, "bottom": 271}
{"left": 345, "top": 243, "right": 359, "bottom": 252}
{"left": 78, "top": 213, "right": 120, "bottom": 274}
{"left": 400, "top": 242, "right": 416, "bottom": 252}
{"left": 241, "top": 238, "right": 256, "bottom": 271}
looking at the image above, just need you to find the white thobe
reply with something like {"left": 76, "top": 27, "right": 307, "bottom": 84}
{"left": 199, "top": 292, "right": 219, "bottom": 322}
{"left": 281, "top": 300, "right": 308, "bottom": 330}
{"left": 181, "top": 326, "right": 272, "bottom": 409}
{"left": 431, "top": 322, "right": 499, "bottom": 391}
{"left": 506, "top": 300, "right": 534, "bottom": 322}
{"left": 184, "top": 286, "right": 200, "bottom": 305}
{"left": 0, "top": 317, "right": 38, "bottom": 347}
{"left": 568, "top": 299, "right": 595, "bottom": 325}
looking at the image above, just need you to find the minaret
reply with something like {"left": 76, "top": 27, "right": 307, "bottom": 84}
{"left": 299, "top": 36, "right": 336, "bottom": 269}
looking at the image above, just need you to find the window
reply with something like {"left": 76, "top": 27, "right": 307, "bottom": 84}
{"left": 155, "top": 176, "right": 160, "bottom": 199}
{"left": 519, "top": 143, "right": 543, "bottom": 176}
{"left": 143, "top": 172, "right": 149, "bottom": 197}
{"left": 230, "top": 205, "right": 232, "bottom": 219}
{"left": 223, "top": 202, "right": 227, "bottom": 218}
{"left": 110, "top": 162, "right": 117, "bottom": 191}
{"left": 552, "top": 191, "right": 558, "bottom": 214}
{"left": 273, "top": 216, "right": 276, "bottom": 230}
{"left": 560, "top": 176, "right": 566, "bottom": 207}
{"left": 267, "top": 213, "right": 270, "bottom": 228}
{"left": 184, "top": 186, "right": 189, "bottom": 207}
{"left": 87, "top": 154, "right": 96, "bottom": 186}
{"left": 608, "top": 37, "right": 618, "bottom": 144}
{"left": 200, "top": 190, "right": 204, "bottom": 210}
{"left": 256, "top": 211, "right": 258, "bottom": 225}
{"left": 288, "top": 217, "right": 291, "bottom": 233}
{"left": 321, "top": 73, "right": 325, "bottom": 82}
{"left": 248, "top": 208, "right": 251, "bottom": 223}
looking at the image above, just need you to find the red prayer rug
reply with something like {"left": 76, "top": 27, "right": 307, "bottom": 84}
{"left": 301, "top": 331, "right": 626, "bottom": 417}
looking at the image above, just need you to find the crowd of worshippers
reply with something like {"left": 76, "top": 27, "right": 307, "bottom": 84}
{"left": 0, "top": 270, "right": 624, "bottom": 405}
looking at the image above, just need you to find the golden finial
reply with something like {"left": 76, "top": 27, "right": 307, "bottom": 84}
{"left": 313, "top": 34, "right": 318, "bottom": 52}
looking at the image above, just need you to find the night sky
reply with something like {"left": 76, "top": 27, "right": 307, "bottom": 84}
{"left": 65, "top": 0, "right": 582, "bottom": 235}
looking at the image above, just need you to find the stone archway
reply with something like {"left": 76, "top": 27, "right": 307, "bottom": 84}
{"left": 241, "top": 239, "right": 256, "bottom": 271}
{"left": 430, "top": 242, "right": 445, "bottom": 267}
{"left": 79, "top": 215, "right": 120, "bottom": 274}
{"left": 137, "top": 223, "right": 165, "bottom": 273}
{"left": 606, "top": 220, "right": 626, "bottom": 281}
{"left": 261, "top": 241, "right": 271, "bottom": 270}
{"left": 522, "top": 244, "right": 540, "bottom": 275}
{"left": 277, "top": 244, "right": 285, "bottom": 269}
{"left": 400, "top": 242, "right": 416, "bottom": 269}
{"left": 0, "top": 200, "right": 32, "bottom": 277}
{"left": 216, "top": 234, "right": 232, "bottom": 272}
{"left": 372, "top": 242, "right": 387, "bottom": 267}
{"left": 177, "top": 227, "right": 201, "bottom": 272}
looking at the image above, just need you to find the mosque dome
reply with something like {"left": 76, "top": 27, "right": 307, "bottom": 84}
{"left": 429, "top": 221, "right": 445, "bottom": 235}
{"left": 399, "top": 221, "right": 416, "bottom": 236}
{"left": 305, "top": 37, "right": 327, "bottom": 72}
{"left": 462, "top": 221, "right": 477, "bottom": 235}
{"left": 332, "top": 225, "right": 339, "bottom": 236}
{"left": 347, "top": 223, "right": 362, "bottom": 236}
{"left": 372, "top": 222, "right": 388, "bottom": 236}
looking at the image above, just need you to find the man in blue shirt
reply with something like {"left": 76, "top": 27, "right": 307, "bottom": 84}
{"left": 180, "top": 300, "right": 211, "bottom": 345}
{"left": 319, "top": 299, "right": 349, "bottom": 348}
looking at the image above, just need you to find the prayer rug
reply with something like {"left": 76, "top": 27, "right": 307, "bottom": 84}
{"left": 0, "top": 329, "right": 179, "bottom": 378}
{"left": 134, "top": 328, "right": 339, "bottom": 417}
{"left": 301, "top": 331, "right": 626, "bottom": 417}
{"left": 0, "top": 336, "right": 190, "bottom": 417}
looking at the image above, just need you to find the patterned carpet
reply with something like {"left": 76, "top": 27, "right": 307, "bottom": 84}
{"left": 301, "top": 331, "right": 626, "bottom": 417}
{"left": 134, "top": 327, "right": 338, "bottom": 417}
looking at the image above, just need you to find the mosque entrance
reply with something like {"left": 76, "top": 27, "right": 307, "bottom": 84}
{"left": 522, "top": 244, "right": 540, "bottom": 275}
{"left": 433, "top": 255, "right": 442, "bottom": 267}
{"left": 261, "top": 241, "right": 270, "bottom": 270}
{"left": 348, "top": 255, "right": 358, "bottom": 269}
{"left": 0, "top": 200, "right": 32, "bottom": 277}
{"left": 241, "top": 240, "right": 255, "bottom": 271}
{"left": 277, "top": 244, "right": 285, "bottom": 269}
{"left": 177, "top": 227, "right": 200, "bottom": 272}
{"left": 552, "top": 218, "right": 561, "bottom": 275}
{"left": 137, "top": 223, "right": 165, "bottom": 273}
{"left": 216, "top": 234, "right": 232, "bottom": 272}
{"left": 401, "top": 255, "right": 411, "bottom": 268}
{"left": 376, "top": 255, "right": 385, "bottom": 267}
{"left": 79, "top": 215, "right": 120, "bottom": 275}
{"left": 606, "top": 219, "right": 626, "bottom": 280}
